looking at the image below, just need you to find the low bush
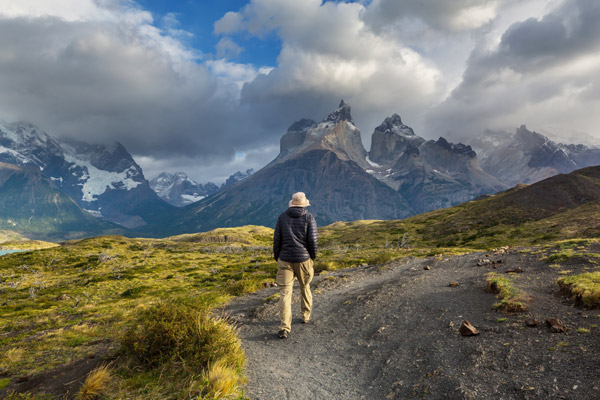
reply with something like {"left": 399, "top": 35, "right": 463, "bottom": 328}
{"left": 486, "top": 273, "right": 529, "bottom": 312}
{"left": 557, "top": 271, "right": 600, "bottom": 307}
{"left": 366, "top": 252, "right": 395, "bottom": 265}
{"left": 121, "top": 299, "right": 244, "bottom": 373}
{"left": 120, "top": 298, "right": 246, "bottom": 399}
{"left": 76, "top": 365, "right": 112, "bottom": 400}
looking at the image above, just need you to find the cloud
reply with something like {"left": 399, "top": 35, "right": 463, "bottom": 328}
{"left": 215, "top": 0, "right": 445, "bottom": 146}
{"left": 215, "top": 37, "right": 243, "bottom": 59}
{"left": 213, "top": 11, "right": 245, "bottom": 35}
{"left": 426, "top": 0, "right": 600, "bottom": 143}
{"left": 0, "top": 0, "right": 282, "bottom": 167}
{"left": 2, "top": 0, "right": 600, "bottom": 186}
{"left": 161, "top": 12, "right": 194, "bottom": 40}
{"left": 362, "top": 0, "right": 503, "bottom": 32}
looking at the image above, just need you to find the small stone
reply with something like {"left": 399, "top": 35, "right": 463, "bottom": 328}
{"left": 424, "top": 265, "right": 431, "bottom": 270}
{"left": 525, "top": 318, "right": 538, "bottom": 327}
{"left": 545, "top": 318, "right": 566, "bottom": 333}
{"left": 460, "top": 320, "right": 479, "bottom": 336}
{"left": 506, "top": 267, "right": 523, "bottom": 273}
{"left": 448, "top": 281, "right": 460, "bottom": 287}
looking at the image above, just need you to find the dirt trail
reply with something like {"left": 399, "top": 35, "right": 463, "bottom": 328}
{"left": 225, "top": 250, "right": 600, "bottom": 400}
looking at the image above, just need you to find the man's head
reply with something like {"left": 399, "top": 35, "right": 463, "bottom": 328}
{"left": 289, "top": 192, "right": 310, "bottom": 208}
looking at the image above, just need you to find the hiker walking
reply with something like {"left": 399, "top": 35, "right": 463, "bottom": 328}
{"left": 273, "top": 192, "right": 318, "bottom": 339}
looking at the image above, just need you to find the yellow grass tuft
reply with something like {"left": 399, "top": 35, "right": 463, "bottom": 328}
{"left": 486, "top": 273, "right": 529, "bottom": 312}
{"left": 4, "top": 348, "right": 24, "bottom": 364}
{"left": 201, "top": 359, "right": 244, "bottom": 399}
{"left": 557, "top": 271, "right": 600, "bottom": 307}
{"left": 76, "top": 364, "right": 112, "bottom": 400}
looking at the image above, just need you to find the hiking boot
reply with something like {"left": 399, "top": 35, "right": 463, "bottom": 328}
{"left": 278, "top": 330, "right": 289, "bottom": 339}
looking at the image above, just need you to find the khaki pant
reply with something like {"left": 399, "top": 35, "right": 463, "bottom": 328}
{"left": 276, "top": 258, "right": 314, "bottom": 332}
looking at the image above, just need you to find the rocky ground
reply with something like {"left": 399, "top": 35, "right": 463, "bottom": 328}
{"left": 225, "top": 247, "right": 600, "bottom": 400}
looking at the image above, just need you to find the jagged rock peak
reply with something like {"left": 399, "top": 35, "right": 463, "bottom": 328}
{"left": 287, "top": 118, "right": 316, "bottom": 133}
{"left": 375, "top": 114, "right": 415, "bottom": 136}
{"left": 323, "top": 100, "right": 353, "bottom": 124}
{"left": 436, "top": 137, "right": 476, "bottom": 158}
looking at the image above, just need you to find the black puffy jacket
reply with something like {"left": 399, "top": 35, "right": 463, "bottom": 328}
{"left": 273, "top": 207, "right": 318, "bottom": 263}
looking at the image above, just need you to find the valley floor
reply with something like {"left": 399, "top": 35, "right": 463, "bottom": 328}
{"left": 226, "top": 248, "right": 600, "bottom": 400}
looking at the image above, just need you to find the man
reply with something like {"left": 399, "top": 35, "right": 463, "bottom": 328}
{"left": 273, "top": 192, "right": 318, "bottom": 339}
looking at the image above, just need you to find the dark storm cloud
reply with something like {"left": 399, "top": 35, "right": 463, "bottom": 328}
{"left": 362, "top": 0, "right": 503, "bottom": 32}
{"left": 493, "top": 0, "right": 600, "bottom": 71}
{"left": 0, "top": 15, "right": 276, "bottom": 164}
{"left": 425, "top": 0, "right": 600, "bottom": 142}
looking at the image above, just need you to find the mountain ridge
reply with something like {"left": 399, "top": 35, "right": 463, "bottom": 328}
{"left": 0, "top": 162, "right": 124, "bottom": 240}
{"left": 0, "top": 121, "right": 173, "bottom": 228}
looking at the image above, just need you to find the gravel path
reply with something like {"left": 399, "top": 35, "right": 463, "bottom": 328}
{"left": 225, "top": 249, "right": 600, "bottom": 399}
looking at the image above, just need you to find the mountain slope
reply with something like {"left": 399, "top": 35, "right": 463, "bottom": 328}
{"left": 0, "top": 122, "right": 173, "bottom": 228}
{"left": 150, "top": 172, "right": 219, "bottom": 207}
{"left": 322, "top": 165, "right": 600, "bottom": 249}
{"left": 0, "top": 162, "right": 123, "bottom": 240}
{"left": 147, "top": 149, "right": 413, "bottom": 235}
{"left": 472, "top": 125, "right": 600, "bottom": 186}
{"left": 367, "top": 115, "right": 508, "bottom": 213}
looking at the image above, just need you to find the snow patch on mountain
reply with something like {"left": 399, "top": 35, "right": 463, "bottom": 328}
{"left": 365, "top": 156, "right": 381, "bottom": 168}
{"left": 150, "top": 172, "right": 219, "bottom": 207}
{"left": 181, "top": 194, "right": 205, "bottom": 203}
{"left": 64, "top": 153, "right": 141, "bottom": 202}
{"left": 0, "top": 145, "right": 31, "bottom": 165}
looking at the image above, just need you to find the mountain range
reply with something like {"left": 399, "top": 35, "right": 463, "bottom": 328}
{"left": 0, "top": 162, "right": 122, "bottom": 240}
{"left": 1, "top": 102, "right": 599, "bottom": 240}
{"left": 143, "top": 101, "right": 507, "bottom": 235}
{"left": 471, "top": 125, "right": 600, "bottom": 187}
{"left": 0, "top": 122, "right": 172, "bottom": 229}
{"left": 149, "top": 169, "right": 254, "bottom": 207}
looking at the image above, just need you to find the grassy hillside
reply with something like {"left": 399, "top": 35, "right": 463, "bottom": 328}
{"left": 0, "top": 231, "right": 277, "bottom": 398}
{"left": 2, "top": 167, "right": 600, "bottom": 398}
{"left": 321, "top": 166, "right": 600, "bottom": 253}
{"left": 0, "top": 163, "right": 126, "bottom": 241}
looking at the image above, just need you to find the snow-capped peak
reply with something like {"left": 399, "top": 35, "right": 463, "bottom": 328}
{"left": 323, "top": 100, "right": 354, "bottom": 124}
{"left": 375, "top": 114, "right": 416, "bottom": 138}
{"left": 150, "top": 171, "right": 220, "bottom": 207}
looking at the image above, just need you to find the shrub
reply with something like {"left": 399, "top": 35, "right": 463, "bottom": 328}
{"left": 366, "top": 252, "right": 395, "bottom": 265}
{"left": 76, "top": 365, "right": 112, "bottom": 400}
{"left": 486, "top": 273, "right": 529, "bottom": 312}
{"left": 225, "top": 277, "right": 263, "bottom": 297}
{"left": 201, "top": 359, "right": 246, "bottom": 399}
{"left": 314, "top": 261, "right": 344, "bottom": 273}
{"left": 557, "top": 271, "right": 600, "bottom": 307}
{"left": 121, "top": 299, "right": 245, "bottom": 373}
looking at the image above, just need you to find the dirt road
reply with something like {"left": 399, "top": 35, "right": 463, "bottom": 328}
{"left": 226, "top": 250, "right": 600, "bottom": 399}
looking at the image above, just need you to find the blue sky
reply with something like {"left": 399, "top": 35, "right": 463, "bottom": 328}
{"left": 0, "top": 0, "right": 599, "bottom": 183}
{"left": 137, "top": 0, "right": 281, "bottom": 67}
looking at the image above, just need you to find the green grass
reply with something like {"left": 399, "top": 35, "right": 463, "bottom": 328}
{"left": 557, "top": 271, "right": 600, "bottom": 307}
{"left": 0, "top": 240, "right": 59, "bottom": 250}
{"left": 0, "top": 378, "right": 10, "bottom": 390}
{"left": 1, "top": 196, "right": 600, "bottom": 399}
{"left": 119, "top": 299, "right": 245, "bottom": 398}
{"left": 486, "top": 273, "right": 529, "bottom": 312}
{"left": 0, "top": 229, "right": 274, "bottom": 398}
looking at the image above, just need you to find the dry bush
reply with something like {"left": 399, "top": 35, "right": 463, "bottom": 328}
{"left": 201, "top": 359, "right": 246, "bottom": 399}
{"left": 76, "top": 364, "right": 112, "bottom": 400}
